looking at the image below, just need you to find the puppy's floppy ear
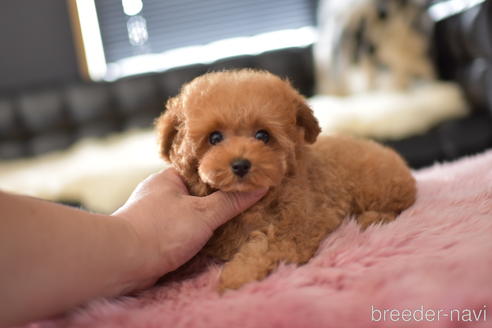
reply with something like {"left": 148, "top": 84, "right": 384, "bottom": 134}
{"left": 155, "top": 96, "right": 181, "bottom": 161}
{"left": 295, "top": 98, "right": 321, "bottom": 144}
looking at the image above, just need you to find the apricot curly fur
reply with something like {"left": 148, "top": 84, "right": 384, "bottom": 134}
{"left": 155, "top": 69, "right": 416, "bottom": 291}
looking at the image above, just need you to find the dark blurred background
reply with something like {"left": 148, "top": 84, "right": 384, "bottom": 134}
{"left": 0, "top": 1, "right": 80, "bottom": 91}
{"left": 0, "top": 0, "right": 491, "bottom": 168}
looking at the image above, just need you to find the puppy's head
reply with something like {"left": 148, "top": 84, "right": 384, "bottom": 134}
{"left": 156, "top": 69, "right": 320, "bottom": 192}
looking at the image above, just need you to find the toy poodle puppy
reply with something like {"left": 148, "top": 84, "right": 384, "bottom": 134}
{"left": 155, "top": 69, "right": 416, "bottom": 291}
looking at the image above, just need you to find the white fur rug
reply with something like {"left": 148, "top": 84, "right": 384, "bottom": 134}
{"left": 310, "top": 82, "right": 468, "bottom": 140}
{"left": 0, "top": 130, "right": 166, "bottom": 213}
{"left": 0, "top": 83, "right": 468, "bottom": 213}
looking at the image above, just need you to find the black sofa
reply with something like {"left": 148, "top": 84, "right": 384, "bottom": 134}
{"left": 1, "top": 1, "right": 491, "bottom": 169}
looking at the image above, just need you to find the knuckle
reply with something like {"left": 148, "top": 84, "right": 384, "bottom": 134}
{"left": 191, "top": 197, "right": 209, "bottom": 214}
{"left": 226, "top": 192, "right": 243, "bottom": 213}
{"left": 191, "top": 198, "right": 217, "bottom": 229}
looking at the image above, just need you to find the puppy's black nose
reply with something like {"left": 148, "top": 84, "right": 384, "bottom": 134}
{"left": 231, "top": 158, "right": 251, "bottom": 177}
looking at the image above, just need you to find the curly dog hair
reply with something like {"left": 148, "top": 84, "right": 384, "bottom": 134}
{"left": 155, "top": 69, "right": 416, "bottom": 291}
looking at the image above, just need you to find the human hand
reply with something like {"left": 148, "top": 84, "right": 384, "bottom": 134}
{"left": 112, "top": 168, "right": 267, "bottom": 292}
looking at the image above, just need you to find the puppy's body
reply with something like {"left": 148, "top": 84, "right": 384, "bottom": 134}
{"left": 156, "top": 70, "right": 416, "bottom": 290}
{"left": 205, "top": 135, "right": 414, "bottom": 289}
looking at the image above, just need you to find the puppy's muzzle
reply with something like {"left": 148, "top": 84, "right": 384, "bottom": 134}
{"left": 231, "top": 158, "right": 251, "bottom": 178}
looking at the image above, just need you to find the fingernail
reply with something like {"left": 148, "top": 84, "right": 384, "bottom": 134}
{"left": 251, "top": 188, "right": 268, "bottom": 197}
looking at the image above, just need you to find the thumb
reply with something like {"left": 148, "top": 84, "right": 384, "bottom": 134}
{"left": 201, "top": 188, "right": 268, "bottom": 229}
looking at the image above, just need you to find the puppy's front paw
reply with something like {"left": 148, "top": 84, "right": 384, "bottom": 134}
{"left": 216, "top": 230, "right": 272, "bottom": 293}
{"left": 357, "top": 211, "right": 396, "bottom": 230}
{"left": 217, "top": 262, "right": 256, "bottom": 293}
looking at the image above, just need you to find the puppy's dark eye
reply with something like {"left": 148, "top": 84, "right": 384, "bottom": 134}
{"left": 255, "top": 130, "right": 270, "bottom": 143}
{"left": 209, "top": 131, "right": 223, "bottom": 145}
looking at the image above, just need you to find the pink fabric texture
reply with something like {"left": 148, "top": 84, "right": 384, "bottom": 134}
{"left": 31, "top": 150, "right": 492, "bottom": 328}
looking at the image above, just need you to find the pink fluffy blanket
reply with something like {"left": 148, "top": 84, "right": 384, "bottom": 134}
{"left": 32, "top": 150, "right": 492, "bottom": 328}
